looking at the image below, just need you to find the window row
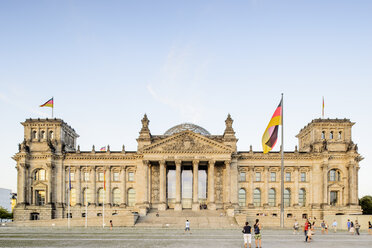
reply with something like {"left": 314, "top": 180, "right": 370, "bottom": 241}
{"left": 240, "top": 172, "right": 307, "bottom": 182}
{"left": 321, "top": 130, "right": 342, "bottom": 140}
{"left": 32, "top": 130, "right": 54, "bottom": 140}
{"left": 68, "top": 188, "right": 136, "bottom": 207}
{"left": 238, "top": 188, "right": 307, "bottom": 207}
{"left": 68, "top": 171, "right": 135, "bottom": 182}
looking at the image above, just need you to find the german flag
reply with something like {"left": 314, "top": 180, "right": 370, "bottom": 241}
{"left": 40, "top": 98, "right": 53, "bottom": 108}
{"left": 262, "top": 99, "right": 282, "bottom": 153}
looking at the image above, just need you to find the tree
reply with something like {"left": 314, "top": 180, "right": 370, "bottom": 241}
{"left": 359, "top": 195, "right": 372, "bottom": 214}
{"left": 0, "top": 206, "right": 12, "bottom": 220}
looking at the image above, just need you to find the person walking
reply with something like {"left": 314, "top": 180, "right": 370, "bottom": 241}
{"left": 355, "top": 220, "right": 360, "bottom": 235}
{"left": 185, "top": 220, "right": 191, "bottom": 234}
{"left": 325, "top": 221, "right": 328, "bottom": 234}
{"left": 332, "top": 219, "right": 337, "bottom": 233}
{"left": 304, "top": 219, "right": 310, "bottom": 242}
{"left": 347, "top": 219, "right": 351, "bottom": 232}
{"left": 368, "top": 221, "right": 372, "bottom": 235}
{"left": 254, "top": 219, "right": 262, "bottom": 248}
{"left": 242, "top": 222, "right": 252, "bottom": 248}
{"left": 293, "top": 219, "right": 299, "bottom": 235}
{"left": 350, "top": 221, "right": 355, "bottom": 235}
{"left": 307, "top": 221, "right": 313, "bottom": 242}
{"left": 110, "top": 220, "right": 113, "bottom": 230}
{"left": 321, "top": 221, "right": 326, "bottom": 235}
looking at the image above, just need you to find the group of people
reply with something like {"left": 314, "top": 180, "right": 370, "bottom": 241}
{"left": 242, "top": 219, "right": 262, "bottom": 248}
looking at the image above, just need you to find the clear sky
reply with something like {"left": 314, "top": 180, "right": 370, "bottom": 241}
{"left": 0, "top": 0, "right": 371, "bottom": 197}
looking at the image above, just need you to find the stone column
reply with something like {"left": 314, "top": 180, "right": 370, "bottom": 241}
{"left": 142, "top": 160, "right": 149, "bottom": 205}
{"left": 17, "top": 163, "right": 25, "bottom": 204}
{"left": 322, "top": 162, "right": 328, "bottom": 205}
{"left": 230, "top": 157, "right": 239, "bottom": 209}
{"left": 120, "top": 166, "right": 127, "bottom": 207}
{"left": 26, "top": 164, "right": 31, "bottom": 204}
{"left": 175, "top": 160, "right": 182, "bottom": 211}
{"left": 192, "top": 160, "right": 199, "bottom": 211}
{"left": 106, "top": 166, "right": 111, "bottom": 206}
{"left": 224, "top": 160, "right": 231, "bottom": 208}
{"left": 47, "top": 163, "right": 53, "bottom": 204}
{"left": 262, "top": 167, "right": 269, "bottom": 207}
{"left": 92, "top": 166, "right": 97, "bottom": 206}
{"left": 76, "top": 166, "right": 81, "bottom": 206}
{"left": 294, "top": 167, "right": 299, "bottom": 206}
{"left": 207, "top": 160, "right": 216, "bottom": 210}
{"left": 148, "top": 163, "right": 152, "bottom": 205}
{"left": 158, "top": 160, "right": 167, "bottom": 211}
{"left": 248, "top": 167, "right": 254, "bottom": 207}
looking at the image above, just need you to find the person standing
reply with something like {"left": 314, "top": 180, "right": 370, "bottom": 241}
{"left": 242, "top": 222, "right": 252, "bottom": 248}
{"left": 368, "top": 221, "right": 372, "bottom": 235}
{"left": 254, "top": 219, "right": 262, "bottom": 248}
{"left": 355, "top": 220, "right": 360, "bottom": 235}
{"left": 110, "top": 220, "right": 113, "bottom": 230}
{"left": 332, "top": 220, "right": 337, "bottom": 233}
{"left": 325, "top": 221, "right": 328, "bottom": 234}
{"left": 347, "top": 219, "right": 351, "bottom": 232}
{"left": 321, "top": 221, "right": 326, "bottom": 235}
{"left": 307, "top": 221, "right": 313, "bottom": 242}
{"left": 293, "top": 219, "right": 299, "bottom": 235}
{"left": 185, "top": 220, "right": 191, "bottom": 234}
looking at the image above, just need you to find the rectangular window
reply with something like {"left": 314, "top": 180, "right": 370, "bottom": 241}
{"left": 36, "top": 190, "right": 46, "bottom": 206}
{"left": 240, "top": 172, "right": 246, "bottom": 182}
{"left": 330, "top": 191, "right": 338, "bottom": 206}
{"left": 84, "top": 172, "right": 89, "bottom": 181}
{"left": 300, "top": 172, "right": 306, "bottom": 182}
{"left": 255, "top": 172, "right": 261, "bottom": 182}
{"left": 128, "top": 172, "right": 134, "bottom": 182}
{"left": 98, "top": 172, "right": 104, "bottom": 181}
{"left": 270, "top": 172, "right": 276, "bottom": 182}
{"left": 39, "top": 170, "right": 46, "bottom": 181}
{"left": 285, "top": 172, "right": 291, "bottom": 182}
{"left": 113, "top": 172, "right": 119, "bottom": 181}
{"left": 70, "top": 172, "right": 75, "bottom": 181}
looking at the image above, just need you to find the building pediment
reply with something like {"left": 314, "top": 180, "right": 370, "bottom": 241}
{"left": 142, "top": 130, "right": 233, "bottom": 154}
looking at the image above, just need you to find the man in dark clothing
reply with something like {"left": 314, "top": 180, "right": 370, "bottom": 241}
{"left": 242, "top": 221, "right": 252, "bottom": 248}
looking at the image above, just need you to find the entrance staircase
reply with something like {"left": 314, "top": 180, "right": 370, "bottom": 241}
{"left": 135, "top": 209, "right": 239, "bottom": 229}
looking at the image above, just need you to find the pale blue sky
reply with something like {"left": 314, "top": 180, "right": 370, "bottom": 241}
{"left": 0, "top": 0, "right": 371, "bottom": 197}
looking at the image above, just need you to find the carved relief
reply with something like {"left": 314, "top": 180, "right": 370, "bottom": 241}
{"left": 215, "top": 165, "right": 223, "bottom": 202}
{"left": 151, "top": 165, "right": 160, "bottom": 202}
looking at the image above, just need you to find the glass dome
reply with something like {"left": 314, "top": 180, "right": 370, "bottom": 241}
{"left": 164, "top": 123, "right": 211, "bottom": 136}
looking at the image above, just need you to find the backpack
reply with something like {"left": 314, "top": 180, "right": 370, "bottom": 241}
{"left": 254, "top": 224, "right": 260, "bottom": 234}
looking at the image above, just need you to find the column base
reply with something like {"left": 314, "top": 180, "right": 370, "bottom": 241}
{"left": 207, "top": 202, "right": 216, "bottom": 210}
{"left": 158, "top": 203, "right": 167, "bottom": 211}
{"left": 174, "top": 202, "right": 182, "bottom": 211}
{"left": 120, "top": 203, "right": 127, "bottom": 208}
{"left": 226, "top": 207, "right": 235, "bottom": 217}
{"left": 138, "top": 205, "right": 148, "bottom": 216}
{"left": 192, "top": 203, "right": 200, "bottom": 211}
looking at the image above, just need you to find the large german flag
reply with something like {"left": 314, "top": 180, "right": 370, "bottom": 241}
{"left": 262, "top": 99, "right": 282, "bottom": 153}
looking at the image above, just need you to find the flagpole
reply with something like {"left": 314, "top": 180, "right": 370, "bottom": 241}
{"left": 280, "top": 93, "right": 284, "bottom": 228}
{"left": 322, "top": 96, "right": 324, "bottom": 119}
{"left": 103, "top": 187, "right": 105, "bottom": 228}
{"left": 52, "top": 96, "right": 54, "bottom": 118}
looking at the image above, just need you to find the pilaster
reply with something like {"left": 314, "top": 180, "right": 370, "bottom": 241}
{"left": 174, "top": 160, "right": 182, "bottom": 211}
{"left": 207, "top": 160, "right": 216, "bottom": 210}
{"left": 192, "top": 160, "right": 199, "bottom": 211}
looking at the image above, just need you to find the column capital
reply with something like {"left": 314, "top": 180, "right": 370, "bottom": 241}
{"left": 208, "top": 159, "right": 215, "bottom": 166}
{"left": 224, "top": 160, "right": 231, "bottom": 166}
{"left": 143, "top": 160, "right": 150, "bottom": 166}
{"left": 193, "top": 160, "right": 199, "bottom": 166}
{"left": 46, "top": 163, "right": 54, "bottom": 169}
{"left": 175, "top": 160, "right": 182, "bottom": 166}
{"left": 159, "top": 160, "right": 166, "bottom": 166}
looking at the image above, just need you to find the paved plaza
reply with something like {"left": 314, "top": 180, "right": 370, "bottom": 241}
{"left": 0, "top": 227, "right": 372, "bottom": 248}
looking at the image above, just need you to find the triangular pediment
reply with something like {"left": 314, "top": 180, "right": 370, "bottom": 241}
{"left": 142, "top": 131, "right": 233, "bottom": 154}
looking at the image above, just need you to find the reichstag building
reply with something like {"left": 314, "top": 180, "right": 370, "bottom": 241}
{"left": 13, "top": 114, "right": 362, "bottom": 224}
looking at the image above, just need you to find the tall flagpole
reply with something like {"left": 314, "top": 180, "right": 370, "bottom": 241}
{"left": 52, "top": 96, "right": 54, "bottom": 118}
{"left": 322, "top": 96, "right": 324, "bottom": 119}
{"left": 103, "top": 169, "right": 105, "bottom": 229}
{"left": 280, "top": 93, "right": 284, "bottom": 228}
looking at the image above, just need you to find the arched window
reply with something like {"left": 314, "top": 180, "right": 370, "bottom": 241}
{"left": 41, "top": 130, "right": 46, "bottom": 139}
{"left": 328, "top": 169, "right": 341, "bottom": 181}
{"left": 330, "top": 131, "right": 334, "bottom": 139}
{"left": 34, "top": 169, "right": 46, "bottom": 181}
{"left": 98, "top": 188, "right": 104, "bottom": 205}
{"left": 70, "top": 188, "right": 76, "bottom": 206}
{"left": 321, "top": 131, "right": 325, "bottom": 139}
{"left": 127, "top": 188, "right": 136, "bottom": 207}
{"left": 299, "top": 188, "right": 306, "bottom": 207}
{"left": 338, "top": 131, "right": 342, "bottom": 139}
{"left": 284, "top": 188, "right": 291, "bottom": 207}
{"left": 253, "top": 188, "right": 261, "bottom": 207}
{"left": 82, "top": 188, "right": 91, "bottom": 206}
{"left": 268, "top": 188, "right": 276, "bottom": 206}
{"left": 112, "top": 188, "right": 121, "bottom": 206}
{"left": 49, "top": 131, "right": 54, "bottom": 139}
{"left": 32, "top": 130, "right": 38, "bottom": 140}
{"left": 238, "top": 188, "right": 246, "bottom": 207}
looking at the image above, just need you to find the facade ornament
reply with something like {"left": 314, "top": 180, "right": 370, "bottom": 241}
{"left": 249, "top": 145, "right": 253, "bottom": 153}
{"left": 322, "top": 140, "right": 328, "bottom": 152}
{"left": 122, "top": 145, "right": 125, "bottom": 153}
{"left": 295, "top": 145, "right": 298, "bottom": 153}
{"left": 92, "top": 145, "right": 95, "bottom": 153}
{"left": 47, "top": 139, "right": 55, "bottom": 153}
{"left": 223, "top": 114, "right": 235, "bottom": 136}
{"left": 107, "top": 145, "right": 110, "bottom": 152}
{"left": 77, "top": 145, "right": 80, "bottom": 153}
